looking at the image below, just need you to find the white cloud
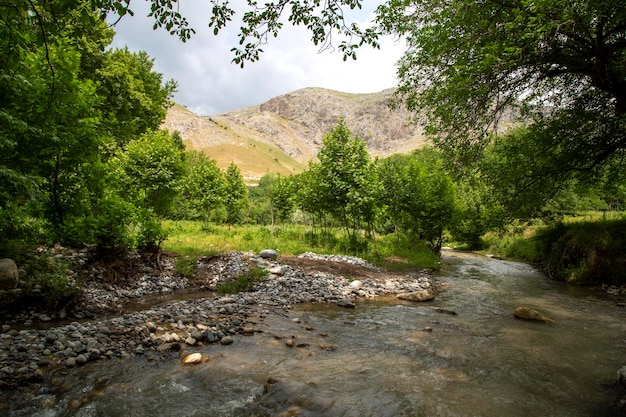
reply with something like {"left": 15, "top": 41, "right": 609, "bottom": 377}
{"left": 109, "top": 0, "right": 405, "bottom": 115}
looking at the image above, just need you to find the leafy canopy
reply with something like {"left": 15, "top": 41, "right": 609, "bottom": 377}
{"left": 102, "top": 0, "right": 381, "bottom": 65}
{"left": 376, "top": 0, "right": 626, "bottom": 176}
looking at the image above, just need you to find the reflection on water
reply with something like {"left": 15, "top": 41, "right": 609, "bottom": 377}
{"left": 6, "top": 252, "right": 626, "bottom": 416}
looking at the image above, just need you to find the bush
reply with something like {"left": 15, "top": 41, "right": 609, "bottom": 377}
{"left": 19, "top": 254, "right": 80, "bottom": 308}
{"left": 93, "top": 197, "right": 136, "bottom": 257}
{"left": 535, "top": 220, "right": 626, "bottom": 285}
{"left": 337, "top": 234, "right": 369, "bottom": 255}
{"left": 136, "top": 209, "right": 168, "bottom": 254}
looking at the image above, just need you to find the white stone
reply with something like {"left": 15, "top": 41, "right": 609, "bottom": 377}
{"left": 349, "top": 280, "right": 363, "bottom": 290}
{"left": 180, "top": 352, "right": 205, "bottom": 364}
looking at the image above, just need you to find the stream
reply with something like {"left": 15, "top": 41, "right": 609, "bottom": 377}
{"left": 7, "top": 251, "right": 626, "bottom": 416}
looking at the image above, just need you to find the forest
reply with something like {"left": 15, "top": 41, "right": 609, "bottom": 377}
{"left": 2, "top": 1, "right": 626, "bottom": 308}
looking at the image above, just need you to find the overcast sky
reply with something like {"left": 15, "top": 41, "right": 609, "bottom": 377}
{"left": 109, "top": 0, "right": 405, "bottom": 116}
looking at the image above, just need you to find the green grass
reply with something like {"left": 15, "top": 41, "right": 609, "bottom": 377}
{"left": 162, "top": 221, "right": 329, "bottom": 256}
{"left": 161, "top": 221, "right": 441, "bottom": 270}
{"left": 482, "top": 213, "right": 626, "bottom": 285}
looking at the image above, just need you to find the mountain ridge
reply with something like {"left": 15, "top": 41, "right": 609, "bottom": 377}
{"left": 162, "top": 87, "right": 428, "bottom": 183}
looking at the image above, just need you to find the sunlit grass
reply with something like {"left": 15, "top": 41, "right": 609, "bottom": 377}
{"left": 162, "top": 221, "right": 330, "bottom": 257}
{"left": 161, "top": 220, "right": 441, "bottom": 270}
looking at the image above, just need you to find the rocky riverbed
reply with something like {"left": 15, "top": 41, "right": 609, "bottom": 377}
{"left": 0, "top": 250, "right": 434, "bottom": 388}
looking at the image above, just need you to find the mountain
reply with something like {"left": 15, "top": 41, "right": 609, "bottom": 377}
{"left": 162, "top": 87, "right": 428, "bottom": 183}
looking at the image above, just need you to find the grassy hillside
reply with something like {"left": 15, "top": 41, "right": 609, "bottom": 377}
{"left": 195, "top": 139, "right": 305, "bottom": 184}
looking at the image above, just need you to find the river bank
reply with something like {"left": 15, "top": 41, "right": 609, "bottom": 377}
{"left": 0, "top": 250, "right": 434, "bottom": 389}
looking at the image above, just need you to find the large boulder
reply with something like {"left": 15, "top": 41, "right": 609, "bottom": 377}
{"left": 0, "top": 259, "right": 19, "bottom": 290}
{"left": 514, "top": 306, "right": 556, "bottom": 323}
{"left": 397, "top": 289, "right": 435, "bottom": 302}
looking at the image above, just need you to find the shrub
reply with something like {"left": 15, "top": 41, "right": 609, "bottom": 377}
{"left": 19, "top": 254, "right": 80, "bottom": 308}
{"left": 136, "top": 209, "right": 168, "bottom": 254}
{"left": 519, "top": 220, "right": 626, "bottom": 285}
{"left": 93, "top": 197, "right": 136, "bottom": 257}
{"left": 337, "top": 234, "right": 369, "bottom": 255}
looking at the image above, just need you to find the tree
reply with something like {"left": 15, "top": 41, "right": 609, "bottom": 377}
{"left": 113, "top": 129, "right": 185, "bottom": 217}
{"left": 273, "top": 175, "right": 297, "bottom": 223}
{"left": 377, "top": 149, "right": 456, "bottom": 252}
{"left": 103, "top": 0, "right": 626, "bottom": 218}
{"left": 0, "top": 1, "right": 179, "bottom": 256}
{"left": 376, "top": 0, "right": 626, "bottom": 213}
{"left": 102, "top": 0, "right": 381, "bottom": 65}
{"left": 97, "top": 47, "right": 177, "bottom": 150}
{"left": 179, "top": 152, "right": 225, "bottom": 226}
{"left": 0, "top": 2, "right": 108, "bottom": 240}
{"left": 223, "top": 162, "right": 248, "bottom": 227}
{"left": 314, "top": 119, "right": 380, "bottom": 237}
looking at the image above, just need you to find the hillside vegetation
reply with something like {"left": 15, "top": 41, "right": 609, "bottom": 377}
{"left": 162, "top": 88, "right": 428, "bottom": 183}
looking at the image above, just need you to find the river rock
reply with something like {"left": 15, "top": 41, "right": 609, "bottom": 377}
{"left": 268, "top": 265, "right": 284, "bottom": 275}
{"left": 349, "top": 280, "right": 363, "bottom": 290}
{"left": 220, "top": 335, "right": 234, "bottom": 345}
{"left": 397, "top": 289, "right": 435, "bottom": 302}
{"left": 336, "top": 299, "right": 355, "bottom": 308}
{"left": 259, "top": 249, "right": 278, "bottom": 260}
{"left": 0, "top": 259, "right": 19, "bottom": 289}
{"left": 513, "top": 307, "right": 556, "bottom": 323}
{"left": 618, "top": 366, "right": 626, "bottom": 386}
{"left": 180, "top": 352, "right": 207, "bottom": 364}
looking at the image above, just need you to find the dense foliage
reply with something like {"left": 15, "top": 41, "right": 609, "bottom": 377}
{"left": 0, "top": 1, "right": 175, "bottom": 259}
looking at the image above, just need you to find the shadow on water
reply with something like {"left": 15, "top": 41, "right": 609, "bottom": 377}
{"left": 4, "top": 251, "right": 626, "bottom": 416}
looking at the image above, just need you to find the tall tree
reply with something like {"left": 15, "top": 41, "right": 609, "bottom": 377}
{"left": 179, "top": 152, "right": 225, "bottom": 226}
{"left": 314, "top": 119, "right": 380, "bottom": 237}
{"left": 97, "top": 47, "right": 177, "bottom": 150}
{"left": 0, "top": 1, "right": 108, "bottom": 238}
{"left": 223, "top": 162, "right": 248, "bottom": 227}
{"left": 0, "top": 1, "right": 177, "bottom": 254}
{"left": 377, "top": 149, "right": 456, "bottom": 252}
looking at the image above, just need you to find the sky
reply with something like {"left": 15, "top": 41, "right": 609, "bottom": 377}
{"left": 109, "top": 0, "right": 405, "bottom": 116}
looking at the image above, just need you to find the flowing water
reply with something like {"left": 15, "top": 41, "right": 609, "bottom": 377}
{"left": 13, "top": 252, "right": 626, "bottom": 416}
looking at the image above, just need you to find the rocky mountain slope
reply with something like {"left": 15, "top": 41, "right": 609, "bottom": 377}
{"left": 162, "top": 87, "right": 428, "bottom": 183}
